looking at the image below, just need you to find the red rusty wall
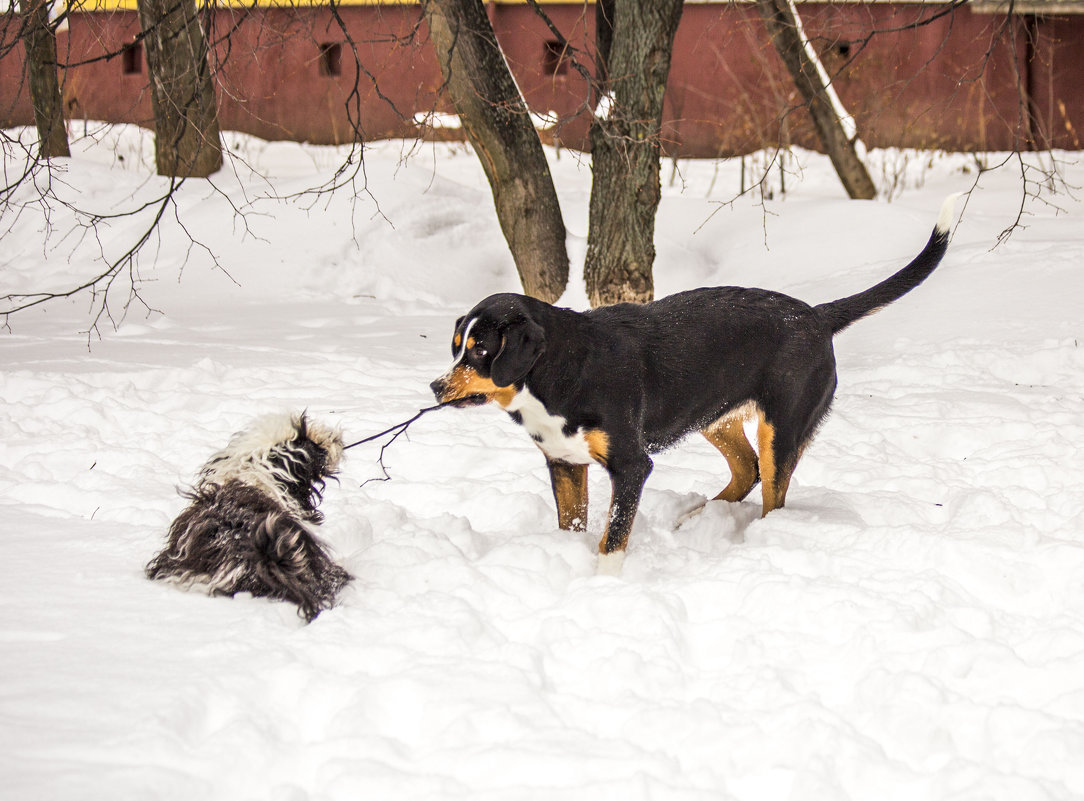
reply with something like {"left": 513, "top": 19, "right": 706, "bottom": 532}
{"left": 1029, "top": 15, "right": 1084, "bottom": 149}
{"left": 801, "top": 3, "right": 1032, "bottom": 151}
{"left": 57, "top": 11, "right": 153, "bottom": 127}
{"left": 484, "top": 2, "right": 596, "bottom": 149}
{"left": 1, "top": 5, "right": 440, "bottom": 145}
{"left": 2, "top": 3, "right": 1082, "bottom": 155}
{"left": 206, "top": 5, "right": 441, "bottom": 143}
{"left": 660, "top": 3, "right": 1058, "bottom": 153}
{"left": 1, "top": 14, "right": 45, "bottom": 126}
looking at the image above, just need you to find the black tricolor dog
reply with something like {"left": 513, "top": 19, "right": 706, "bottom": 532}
{"left": 431, "top": 197, "right": 957, "bottom": 572}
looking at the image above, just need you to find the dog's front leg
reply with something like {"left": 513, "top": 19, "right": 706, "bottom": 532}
{"left": 596, "top": 454, "right": 653, "bottom": 575}
{"left": 548, "top": 460, "right": 588, "bottom": 532}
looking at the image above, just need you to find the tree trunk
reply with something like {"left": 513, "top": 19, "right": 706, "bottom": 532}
{"left": 421, "top": 0, "right": 568, "bottom": 303}
{"left": 584, "top": 0, "right": 683, "bottom": 307}
{"left": 20, "top": 0, "right": 70, "bottom": 159}
{"left": 755, "top": 0, "right": 876, "bottom": 200}
{"left": 137, "top": 0, "right": 222, "bottom": 178}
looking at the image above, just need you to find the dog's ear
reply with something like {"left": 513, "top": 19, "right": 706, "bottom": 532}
{"left": 491, "top": 317, "right": 546, "bottom": 387}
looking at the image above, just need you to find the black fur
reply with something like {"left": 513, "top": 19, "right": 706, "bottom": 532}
{"left": 146, "top": 413, "right": 350, "bottom": 622}
{"left": 432, "top": 200, "right": 956, "bottom": 561}
{"left": 815, "top": 225, "right": 949, "bottom": 333}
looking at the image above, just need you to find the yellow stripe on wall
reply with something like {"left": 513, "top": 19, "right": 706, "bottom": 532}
{"left": 70, "top": 0, "right": 590, "bottom": 12}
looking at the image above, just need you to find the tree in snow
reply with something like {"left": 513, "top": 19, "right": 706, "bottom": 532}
{"left": 137, "top": 0, "right": 222, "bottom": 178}
{"left": 418, "top": 0, "right": 684, "bottom": 306}
{"left": 17, "top": 0, "right": 69, "bottom": 159}
{"left": 585, "top": 0, "right": 684, "bottom": 306}
{"left": 754, "top": 0, "right": 875, "bottom": 200}
{"left": 420, "top": 0, "right": 569, "bottom": 303}
{"left": 0, "top": 0, "right": 1075, "bottom": 331}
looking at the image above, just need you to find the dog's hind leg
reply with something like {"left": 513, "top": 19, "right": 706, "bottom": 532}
{"left": 701, "top": 412, "right": 760, "bottom": 503}
{"left": 756, "top": 411, "right": 800, "bottom": 516}
{"left": 548, "top": 460, "right": 588, "bottom": 532}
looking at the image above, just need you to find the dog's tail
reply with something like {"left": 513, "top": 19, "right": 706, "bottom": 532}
{"left": 815, "top": 194, "right": 959, "bottom": 335}
{"left": 249, "top": 516, "right": 352, "bottom": 622}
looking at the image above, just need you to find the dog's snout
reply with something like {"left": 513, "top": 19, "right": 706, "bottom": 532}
{"left": 430, "top": 378, "right": 447, "bottom": 399}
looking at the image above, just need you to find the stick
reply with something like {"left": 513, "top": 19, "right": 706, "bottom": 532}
{"left": 343, "top": 397, "right": 480, "bottom": 484}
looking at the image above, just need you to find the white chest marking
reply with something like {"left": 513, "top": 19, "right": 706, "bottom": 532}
{"left": 505, "top": 387, "right": 596, "bottom": 465}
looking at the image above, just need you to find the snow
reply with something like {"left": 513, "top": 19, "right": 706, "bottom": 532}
{"left": 3, "top": 126, "right": 1084, "bottom": 800}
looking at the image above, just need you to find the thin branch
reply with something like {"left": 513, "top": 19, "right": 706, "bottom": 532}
{"left": 344, "top": 399, "right": 474, "bottom": 484}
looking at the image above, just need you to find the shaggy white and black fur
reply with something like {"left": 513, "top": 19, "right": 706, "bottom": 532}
{"left": 146, "top": 412, "right": 351, "bottom": 622}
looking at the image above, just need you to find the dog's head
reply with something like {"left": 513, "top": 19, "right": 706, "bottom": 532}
{"left": 430, "top": 293, "right": 546, "bottom": 408}
{"left": 199, "top": 412, "right": 344, "bottom": 520}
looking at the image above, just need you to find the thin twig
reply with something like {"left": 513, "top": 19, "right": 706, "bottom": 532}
{"left": 344, "top": 397, "right": 481, "bottom": 484}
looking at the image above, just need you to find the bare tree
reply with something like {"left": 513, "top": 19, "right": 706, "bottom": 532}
{"left": 419, "top": 0, "right": 684, "bottom": 306}
{"left": 585, "top": 0, "right": 684, "bottom": 306}
{"left": 420, "top": 0, "right": 568, "bottom": 303}
{"left": 19, "top": 0, "right": 69, "bottom": 158}
{"left": 137, "top": 0, "right": 222, "bottom": 177}
{"left": 0, "top": 0, "right": 389, "bottom": 335}
{"left": 755, "top": 0, "right": 875, "bottom": 200}
{"left": 1, "top": 0, "right": 1074, "bottom": 337}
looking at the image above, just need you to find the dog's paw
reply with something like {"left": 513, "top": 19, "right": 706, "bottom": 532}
{"left": 595, "top": 550, "right": 626, "bottom": 577}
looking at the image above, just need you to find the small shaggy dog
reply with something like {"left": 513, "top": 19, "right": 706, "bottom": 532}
{"left": 146, "top": 412, "right": 351, "bottom": 622}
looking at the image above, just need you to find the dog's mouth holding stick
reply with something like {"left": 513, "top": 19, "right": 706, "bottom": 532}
{"left": 447, "top": 394, "right": 489, "bottom": 408}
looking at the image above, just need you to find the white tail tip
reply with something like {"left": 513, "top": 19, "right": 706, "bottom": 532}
{"left": 936, "top": 192, "right": 963, "bottom": 233}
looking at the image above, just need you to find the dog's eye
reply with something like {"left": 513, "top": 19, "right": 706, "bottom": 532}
{"left": 471, "top": 345, "right": 488, "bottom": 359}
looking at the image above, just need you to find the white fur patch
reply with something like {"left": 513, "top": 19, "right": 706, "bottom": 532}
{"left": 453, "top": 318, "right": 478, "bottom": 364}
{"left": 435, "top": 317, "right": 479, "bottom": 388}
{"left": 505, "top": 387, "right": 597, "bottom": 465}
{"left": 936, "top": 192, "right": 962, "bottom": 233}
{"left": 199, "top": 412, "right": 342, "bottom": 517}
{"left": 596, "top": 550, "right": 626, "bottom": 577}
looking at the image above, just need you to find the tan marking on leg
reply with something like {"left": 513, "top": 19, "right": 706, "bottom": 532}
{"left": 757, "top": 411, "right": 796, "bottom": 517}
{"left": 702, "top": 410, "right": 758, "bottom": 503}
{"left": 550, "top": 462, "right": 588, "bottom": 531}
{"left": 434, "top": 365, "right": 517, "bottom": 407}
{"left": 583, "top": 429, "right": 610, "bottom": 466}
{"left": 597, "top": 494, "right": 617, "bottom": 554}
{"left": 757, "top": 412, "right": 780, "bottom": 516}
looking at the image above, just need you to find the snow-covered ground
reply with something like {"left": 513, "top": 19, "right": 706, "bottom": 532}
{"left": 2, "top": 127, "right": 1083, "bottom": 800}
